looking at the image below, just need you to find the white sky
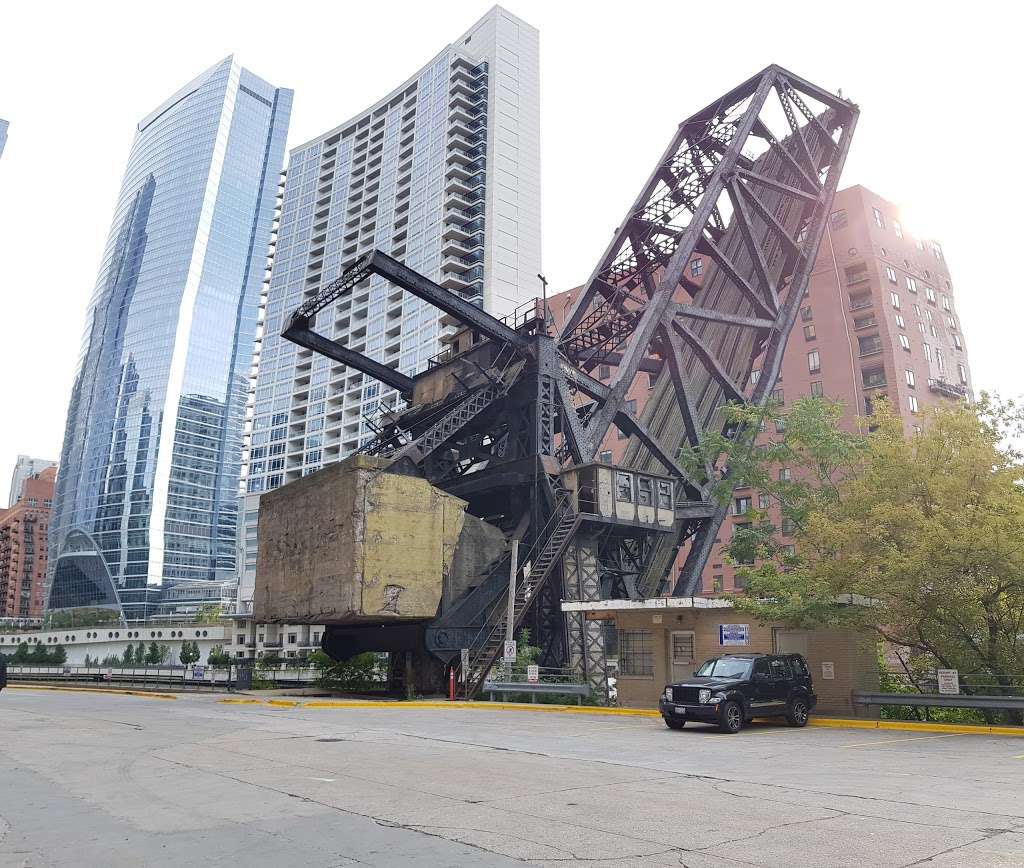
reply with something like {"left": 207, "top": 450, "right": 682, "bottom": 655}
{"left": 1, "top": 0, "right": 1020, "bottom": 506}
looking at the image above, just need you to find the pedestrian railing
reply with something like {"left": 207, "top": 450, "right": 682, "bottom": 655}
{"left": 853, "top": 691, "right": 1024, "bottom": 713}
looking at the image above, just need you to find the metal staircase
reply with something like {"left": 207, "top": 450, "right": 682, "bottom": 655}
{"left": 463, "top": 498, "right": 582, "bottom": 698}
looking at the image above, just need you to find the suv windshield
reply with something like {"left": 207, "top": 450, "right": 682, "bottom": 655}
{"left": 695, "top": 657, "right": 754, "bottom": 679}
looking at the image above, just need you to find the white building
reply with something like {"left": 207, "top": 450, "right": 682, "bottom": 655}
{"left": 7, "top": 455, "right": 57, "bottom": 508}
{"left": 236, "top": 6, "right": 540, "bottom": 616}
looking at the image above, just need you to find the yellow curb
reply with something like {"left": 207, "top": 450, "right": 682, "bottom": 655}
{"left": 808, "top": 717, "right": 1024, "bottom": 737}
{"left": 7, "top": 684, "right": 177, "bottom": 701}
{"left": 215, "top": 697, "right": 1024, "bottom": 736}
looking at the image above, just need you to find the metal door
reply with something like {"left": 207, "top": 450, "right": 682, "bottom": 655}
{"left": 669, "top": 631, "right": 695, "bottom": 682}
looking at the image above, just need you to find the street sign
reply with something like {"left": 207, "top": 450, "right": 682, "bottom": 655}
{"left": 191, "top": 665, "right": 205, "bottom": 681}
{"left": 503, "top": 639, "right": 517, "bottom": 662}
{"left": 937, "top": 669, "right": 960, "bottom": 695}
{"left": 526, "top": 664, "right": 539, "bottom": 683}
{"left": 460, "top": 648, "right": 469, "bottom": 682}
{"left": 719, "top": 624, "right": 749, "bottom": 646}
{"left": 821, "top": 662, "right": 835, "bottom": 680}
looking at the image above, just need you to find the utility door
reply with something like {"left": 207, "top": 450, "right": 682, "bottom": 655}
{"left": 669, "top": 631, "right": 695, "bottom": 682}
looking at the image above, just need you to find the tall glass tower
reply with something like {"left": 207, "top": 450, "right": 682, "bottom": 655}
{"left": 235, "top": 6, "right": 540, "bottom": 613}
{"left": 47, "top": 57, "right": 292, "bottom": 620}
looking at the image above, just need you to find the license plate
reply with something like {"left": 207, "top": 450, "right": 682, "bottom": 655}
{"left": 674, "top": 706, "right": 687, "bottom": 715}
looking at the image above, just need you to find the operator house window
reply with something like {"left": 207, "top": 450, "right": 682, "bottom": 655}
{"left": 690, "top": 258, "right": 703, "bottom": 277}
{"left": 615, "top": 472, "right": 633, "bottom": 503}
{"left": 807, "top": 350, "right": 820, "bottom": 373}
{"left": 618, "top": 630, "right": 653, "bottom": 677}
{"left": 599, "top": 450, "right": 613, "bottom": 464}
{"left": 598, "top": 364, "right": 611, "bottom": 380}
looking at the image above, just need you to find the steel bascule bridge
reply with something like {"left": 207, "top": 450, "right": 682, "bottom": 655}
{"left": 273, "top": 65, "right": 858, "bottom": 698}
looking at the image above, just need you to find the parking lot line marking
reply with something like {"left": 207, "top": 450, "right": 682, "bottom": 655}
{"left": 840, "top": 733, "right": 973, "bottom": 748}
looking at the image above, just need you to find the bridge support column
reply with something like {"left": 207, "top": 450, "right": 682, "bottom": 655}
{"left": 562, "top": 533, "right": 610, "bottom": 702}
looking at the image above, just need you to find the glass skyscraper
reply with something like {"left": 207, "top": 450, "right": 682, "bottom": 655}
{"left": 235, "top": 6, "right": 540, "bottom": 613}
{"left": 47, "top": 57, "right": 292, "bottom": 620}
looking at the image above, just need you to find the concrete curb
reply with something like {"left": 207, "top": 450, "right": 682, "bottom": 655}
{"left": 6, "top": 684, "right": 177, "bottom": 700}
{"left": 216, "top": 697, "right": 1024, "bottom": 736}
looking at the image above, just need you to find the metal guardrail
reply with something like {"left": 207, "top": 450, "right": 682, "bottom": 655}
{"left": 4, "top": 665, "right": 323, "bottom": 691}
{"left": 482, "top": 681, "right": 590, "bottom": 704}
{"left": 853, "top": 691, "right": 1024, "bottom": 711}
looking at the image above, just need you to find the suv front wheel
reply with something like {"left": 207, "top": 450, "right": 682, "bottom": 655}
{"left": 786, "top": 696, "right": 810, "bottom": 727}
{"left": 718, "top": 700, "right": 744, "bottom": 734}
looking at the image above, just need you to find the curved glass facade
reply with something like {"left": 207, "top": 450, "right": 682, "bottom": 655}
{"left": 48, "top": 57, "right": 291, "bottom": 620}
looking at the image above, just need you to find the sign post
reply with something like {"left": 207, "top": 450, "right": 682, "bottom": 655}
{"left": 937, "top": 669, "right": 960, "bottom": 695}
{"left": 460, "top": 648, "right": 469, "bottom": 683}
{"left": 504, "top": 539, "right": 519, "bottom": 680}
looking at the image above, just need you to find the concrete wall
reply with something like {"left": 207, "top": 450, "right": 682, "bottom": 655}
{"left": 608, "top": 609, "right": 877, "bottom": 717}
{"left": 0, "top": 624, "right": 230, "bottom": 666}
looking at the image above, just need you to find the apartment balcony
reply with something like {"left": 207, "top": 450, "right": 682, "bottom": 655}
{"left": 441, "top": 236, "right": 481, "bottom": 258}
{"left": 444, "top": 173, "right": 485, "bottom": 197}
{"left": 928, "top": 378, "right": 968, "bottom": 399}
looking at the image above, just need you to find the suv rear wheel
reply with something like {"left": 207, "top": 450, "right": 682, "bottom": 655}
{"left": 718, "top": 700, "right": 744, "bottom": 734}
{"left": 786, "top": 696, "right": 810, "bottom": 727}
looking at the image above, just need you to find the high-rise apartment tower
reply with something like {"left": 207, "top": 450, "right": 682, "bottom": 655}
{"left": 236, "top": 6, "right": 540, "bottom": 612}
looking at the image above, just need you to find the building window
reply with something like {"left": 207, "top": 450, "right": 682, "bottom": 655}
{"left": 895, "top": 314, "right": 905, "bottom": 329}
{"left": 598, "top": 450, "right": 613, "bottom": 464}
{"left": 712, "top": 575, "right": 723, "bottom": 593}
{"left": 750, "top": 369, "right": 760, "bottom": 385}
{"left": 288, "top": 633, "right": 297, "bottom": 644}
{"left": 810, "top": 380, "right": 823, "bottom": 398}
{"left": 905, "top": 369, "right": 915, "bottom": 388}
{"left": 953, "top": 334, "right": 963, "bottom": 351}
{"left": 858, "top": 334, "right": 882, "bottom": 356}
{"left": 889, "top": 291, "right": 900, "bottom": 309}
{"left": 926, "top": 286, "right": 937, "bottom": 304}
{"left": 758, "top": 493, "right": 771, "bottom": 510}
{"left": 872, "top": 207, "right": 885, "bottom": 229}
{"left": 893, "top": 219, "right": 903, "bottom": 239}
{"left": 779, "top": 468, "right": 791, "bottom": 482}
{"left": 618, "top": 630, "right": 653, "bottom": 677}
{"left": 908, "top": 395, "right": 919, "bottom": 414}
{"left": 690, "top": 258, "right": 703, "bottom": 277}
{"left": 733, "top": 496, "right": 752, "bottom": 516}
{"left": 771, "top": 388, "right": 784, "bottom": 405}
{"left": 803, "top": 324, "right": 816, "bottom": 340}
{"left": 807, "top": 350, "right": 820, "bottom": 373}
{"left": 885, "top": 266, "right": 897, "bottom": 283}
{"left": 923, "top": 343, "right": 932, "bottom": 361}
{"left": 936, "top": 348, "right": 945, "bottom": 374}
{"left": 616, "top": 472, "right": 633, "bottom": 502}
{"left": 598, "top": 364, "right": 611, "bottom": 380}
{"left": 800, "top": 306, "right": 813, "bottom": 321}
{"left": 830, "top": 209, "right": 848, "bottom": 230}
{"left": 898, "top": 334, "right": 911, "bottom": 351}
{"left": 905, "top": 277, "right": 917, "bottom": 293}
{"left": 781, "top": 516, "right": 796, "bottom": 535}
{"left": 958, "top": 363, "right": 968, "bottom": 384}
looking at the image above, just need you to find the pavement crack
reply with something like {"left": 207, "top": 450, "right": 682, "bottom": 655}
{"left": 900, "top": 828, "right": 1014, "bottom": 866}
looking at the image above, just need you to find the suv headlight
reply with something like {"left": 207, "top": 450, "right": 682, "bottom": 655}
{"left": 699, "top": 688, "right": 712, "bottom": 704}
{"left": 663, "top": 687, "right": 672, "bottom": 701}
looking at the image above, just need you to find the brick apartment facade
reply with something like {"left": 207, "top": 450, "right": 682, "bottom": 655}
{"left": 548, "top": 184, "right": 973, "bottom": 595}
{"left": 0, "top": 466, "right": 56, "bottom": 618}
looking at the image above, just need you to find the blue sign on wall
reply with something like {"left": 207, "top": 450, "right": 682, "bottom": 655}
{"left": 719, "top": 624, "right": 750, "bottom": 646}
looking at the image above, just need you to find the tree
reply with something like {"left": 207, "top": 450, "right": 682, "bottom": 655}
{"left": 122, "top": 644, "right": 135, "bottom": 666}
{"left": 207, "top": 645, "right": 231, "bottom": 667}
{"left": 193, "top": 604, "right": 222, "bottom": 624}
{"left": 28, "top": 643, "right": 50, "bottom": 664}
{"left": 135, "top": 641, "right": 146, "bottom": 663}
{"left": 83, "top": 653, "right": 97, "bottom": 667}
{"left": 723, "top": 396, "right": 1024, "bottom": 721}
{"left": 12, "top": 642, "right": 31, "bottom": 664}
{"left": 50, "top": 644, "right": 67, "bottom": 665}
{"left": 144, "top": 642, "right": 162, "bottom": 665}
{"left": 179, "top": 641, "right": 200, "bottom": 666}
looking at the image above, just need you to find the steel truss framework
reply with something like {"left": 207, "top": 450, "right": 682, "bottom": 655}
{"left": 280, "top": 65, "right": 858, "bottom": 697}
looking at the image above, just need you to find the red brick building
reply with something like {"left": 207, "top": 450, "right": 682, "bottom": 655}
{"left": 548, "top": 184, "right": 972, "bottom": 594}
{"left": 0, "top": 466, "right": 56, "bottom": 618}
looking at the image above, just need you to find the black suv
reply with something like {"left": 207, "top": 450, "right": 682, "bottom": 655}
{"left": 659, "top": 653, "right": 816, "bottom": 733}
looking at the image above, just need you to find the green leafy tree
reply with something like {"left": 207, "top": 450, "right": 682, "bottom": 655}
{"left": 28, "top": 643, "right": 50, "bottom": 664}
{"left": 83, "top": 653, "right": 96, "bottom": 667}
{"left": 716, "top": 396, "right": 1024, "bottom": 723}
{"left": 206, "top": 645, "right": 231, "bottom": 667}
{"left": 122, "top": 644, "right": 135, "bottom": 665}
{"left": 179, "top": 641, "right": 200, "bottom": 666}
{"left": 144, "top": 642, "right": 162, "bottom": 665}
{"left": 193, "top": 604, "right": 222, "bottom": 624}
{"left": 50, "top": 645, "right": 67, "bottom": 665}
{"left": 12, "top": 642, "right": 31, "bottom": 664}
{"left": 135, "top": 641, "right": 146, "bottom": 663}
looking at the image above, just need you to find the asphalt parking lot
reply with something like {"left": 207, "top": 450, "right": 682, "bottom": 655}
{"left": 1, "top": 689, "right": 1022, "bottom": 867}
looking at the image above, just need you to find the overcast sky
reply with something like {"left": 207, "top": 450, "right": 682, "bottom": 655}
{"left": 0, "top": 0, "right": 1020, "bottom": 505}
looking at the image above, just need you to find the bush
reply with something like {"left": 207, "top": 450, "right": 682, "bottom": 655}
{"left": 315, "top": 652, "right": 385, "bottom": 692}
